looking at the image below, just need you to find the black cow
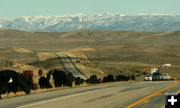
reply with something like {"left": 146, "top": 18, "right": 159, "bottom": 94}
{"left": 116, "top": 75, "right": 130, "bottom": 81}
{"left": 48, "top": 69, "right": 74, "bottom": 87}
{"left": 80, "top": 78, "right": 85, "bottom": 84}
{"left": 75, "top": 77, "right": 81, "bottom": 85}
{"left": 107, "top": 75, "right": 116, "bottom": 82}
{"left": 89, "top": 75, "right": 98, "bottom": 84}
{"left": 6, "top": 81, "right": 18, "bottom": 94}
{"left": 38, "top": 76, "right": 52, "bottom": 89}
{"left": 103, "top": 75, "right": 117, "bottom": 82}
{"left": 0, "top": 70, "right": 31, "bottom": 99}
{"left": 75, "top": 77, "right": 84, "bottom": 85}
{"left": 65, "top": 73, "right": 74, "bottom": 86}
{"left": 85, "top": 79, "right": 90, "bottom": 84}
{"left": 103, "top": 76, "right": 108, "bottom": 83}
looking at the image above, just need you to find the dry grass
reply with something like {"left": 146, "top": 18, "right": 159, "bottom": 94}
{"left": 1, "top": 30, "right": 180, "bottom": 52}
{"left": 1, "top": 30, "right": 180, "bottom": 80}
{"left": 12, "top": 47, "right": 32, "bottom": 53}
{"left": 0, "top": 47, "right": 65, "bottom": 84}
{"left": 37, "top": 52, "right": 57, "bottom": 61}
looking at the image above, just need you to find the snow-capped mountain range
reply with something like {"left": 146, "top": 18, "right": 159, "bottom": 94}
{"left": 0, "top": 13, "right": 180, "bottom": 32}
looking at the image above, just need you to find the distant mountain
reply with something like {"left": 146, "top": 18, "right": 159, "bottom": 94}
{"left": 0, "top": 14, "right": 180, "bottom": 32}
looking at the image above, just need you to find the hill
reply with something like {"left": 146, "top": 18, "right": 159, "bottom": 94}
{"left": 1, "top": 30, "right": 180, "bottom": 51}
{"left": 1, "top": 30, "right": 180, "bottom": 79}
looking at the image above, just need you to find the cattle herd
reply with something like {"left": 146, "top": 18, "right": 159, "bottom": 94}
{"left": 0, "top": 69, "right": 135, "bottom": 99}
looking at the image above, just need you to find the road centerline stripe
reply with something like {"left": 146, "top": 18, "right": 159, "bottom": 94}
{"left": 125, "top": 81, "right": 179, "bottom": 108}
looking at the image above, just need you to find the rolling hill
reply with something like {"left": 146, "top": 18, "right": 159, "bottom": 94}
{"left": 0, "top": 30, "right": 180, "bottom": 79}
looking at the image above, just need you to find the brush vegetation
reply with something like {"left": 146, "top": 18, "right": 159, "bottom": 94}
{"left": 0, "top": 30, "right": 180, "bottom": 80}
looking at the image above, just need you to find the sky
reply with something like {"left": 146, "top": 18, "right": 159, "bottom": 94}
{"left": 0, "top": 0, "right": 180, "bottom": 18}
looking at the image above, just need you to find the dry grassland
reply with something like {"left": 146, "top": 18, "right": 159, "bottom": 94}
{"left": 0, "top": 30, "right": 180, "bottom": 80}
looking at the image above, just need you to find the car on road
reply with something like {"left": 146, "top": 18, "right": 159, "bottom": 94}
{"left": 145, "top": 74, "right": 152, "bottom": 81}
{"left": 76, "top": 57, "right": 80, "bottom": 62}
{"left": 161, "top": 73, "right": 170, "bottom": 80}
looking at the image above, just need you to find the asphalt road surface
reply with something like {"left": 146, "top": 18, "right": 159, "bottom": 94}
{"left": 56, "top": 53, "right": 89, "bottom": 80}
{"left": 0, "top": 81, "right": 179, "bottom": 108}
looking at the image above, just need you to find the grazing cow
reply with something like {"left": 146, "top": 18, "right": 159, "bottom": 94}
{"left": 85, "top": 79, "right": 90, "bottom": 84}
{"left": 89, "top": 75, "right": 98, "bottom": 84}
{"left": 80, "top": 78, "right": 85, "bottom": 84}
{"left": 20, "top": 70, "right": 37, "bottom": 90}
{"left": 48, "top": 69, "right": 74, "bottom": 87}
{"left": 66, "top": 73, "right": 74, "bottom": 86}
{"left": 75, "top": 77, "right": 81, "bottom": 85}
{"left": 39, "top": 76, "right": 52, "bottom": 89}
{"left": 103, "top": 75, "right": 117, "bottom": 82}
{"left": 6, "top": 83, "right": 19, "bottom": 95}
{"left": 103, "top": 76, "right": 108, "bottom": 83}
{"left": 107, "top": 75, "right": 116, "bottom": 82}
{"left": 50, "top": 70, "right": 66, "bottom": 87}
{"left": 116, "top": 75, "right": 130, "bottom": 81}
{"left": 0, "top": 70, "right": 31, "bottom": 99}
{"left": 75, "top": 77, "right": 84, "bottom": 85}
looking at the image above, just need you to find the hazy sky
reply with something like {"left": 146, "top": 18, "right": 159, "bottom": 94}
{"left": 0, "top": 0, "right": 180, "bottom": 18}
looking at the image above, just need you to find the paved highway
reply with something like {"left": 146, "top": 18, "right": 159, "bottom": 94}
{"left": 56, "top": 53, "right": 89, "bottom": 80}
{"left": 0, "top": 81, "right": 179, "bottom": 108}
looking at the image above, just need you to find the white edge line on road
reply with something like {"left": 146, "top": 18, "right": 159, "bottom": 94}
{"left": 17, "top": 87, "right": 108, "bottom": 108}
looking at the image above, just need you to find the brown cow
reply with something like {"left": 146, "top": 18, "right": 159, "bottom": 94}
{"left": 19, "top": 70, "right": 38, "bottom": 90}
